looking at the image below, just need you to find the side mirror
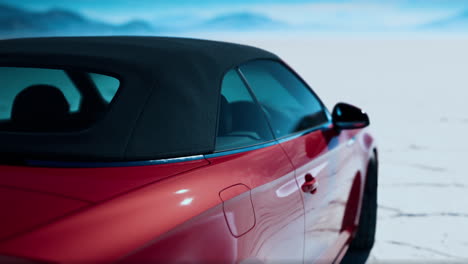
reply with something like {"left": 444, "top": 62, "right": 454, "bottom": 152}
{"left": 332, "top": 102, "right": 370, "bottom": 130}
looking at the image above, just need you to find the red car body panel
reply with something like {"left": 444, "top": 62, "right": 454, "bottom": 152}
{"left": 0, "top": 159, "right": 208, "bottom": 202}
{"left": 0, "top": 187, "right": 89, "bottom": 241}
{"left": 0, "top": 127, "right": 376, "bottom": 263}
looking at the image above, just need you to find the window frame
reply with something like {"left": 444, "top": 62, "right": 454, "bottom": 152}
{"left": 213, "top": 60, "right": 332, "bottom": 157}
{"left": 238, "top": 59, "right": 332, "bottom": 140}
{"left": 213, "top": 67, "right": 277, "bottom": 153}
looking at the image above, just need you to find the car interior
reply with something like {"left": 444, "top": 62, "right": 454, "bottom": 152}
{"left": 0, "top": 68, "right": 118, "bottom": 132}
{"left": 215, "top": 95, "right": 273, "bottom": 151}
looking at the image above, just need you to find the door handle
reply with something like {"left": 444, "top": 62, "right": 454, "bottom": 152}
{"left": 301, "top": 173, "right": 318, "bottom": 194}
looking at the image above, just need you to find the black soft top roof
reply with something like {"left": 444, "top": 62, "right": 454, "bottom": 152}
{"left": 0, "top": 36, "right": 279, "bottom": 161}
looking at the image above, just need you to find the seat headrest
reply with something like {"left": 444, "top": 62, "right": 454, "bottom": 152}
{"left": 11, "top": 84, "right": 70, "bottom": 131}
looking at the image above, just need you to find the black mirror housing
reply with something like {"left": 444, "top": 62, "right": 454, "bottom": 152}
{"left": 332, "top": 102, "right": 370, "bottom": 130}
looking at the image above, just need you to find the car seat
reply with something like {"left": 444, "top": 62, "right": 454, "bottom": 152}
{"left": 11, "top": 84, "right": 70, "bottom": 131}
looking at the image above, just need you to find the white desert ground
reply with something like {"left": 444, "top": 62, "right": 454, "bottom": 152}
{"left": 214, "top": 34, "right": 468, "bottom": 263}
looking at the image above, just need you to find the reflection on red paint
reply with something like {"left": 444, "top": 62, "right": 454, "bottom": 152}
{"left": 0, "top": 128, "right": 376, "bottom": 263}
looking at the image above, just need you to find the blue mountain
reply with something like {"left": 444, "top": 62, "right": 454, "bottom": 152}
{"left": 0, "top": 3, "right": 292, "bottom": 38}
{"left": 201, "top": 12, "right": 287, "bottom": 31}
{"left": 0, "top": 4, "right": 157, "bottom": 38}
{"left": 119, "top": 19, "right": 159, "bottom": 34}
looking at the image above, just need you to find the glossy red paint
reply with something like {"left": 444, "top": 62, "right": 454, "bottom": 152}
{"left": 122, "top": 144, "right": 305, "bottom": 263}
{"left": 0, "top": 186, "right": 89, "bottom": 241}
{"left": 277, "top": 125, "right": 370, "bottom": 263}
{"left": 0, "top": 129, "right": 376, "bottom": 263}
{"left": 0, "top": 159, "right": 210, "bottom": 262}
{"left": 0, "top": 159, "right": 208, "bottom": 202}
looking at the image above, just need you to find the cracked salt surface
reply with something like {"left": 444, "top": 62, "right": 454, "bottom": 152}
{"left": 216, "top": 35, "right": 468, "bottom": 262}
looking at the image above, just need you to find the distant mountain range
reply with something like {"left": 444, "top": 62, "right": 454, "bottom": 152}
{"left": 200, "top": 12, "right": 287, "bottom": 31}
{"left": 0, "top": 3, "right": 157, "bottom": 37}
{"left": 0, "top": 3, "right": 467, "bottom": 38}
{"left": 0, "top": 3, "right": 289, "bottom": 38}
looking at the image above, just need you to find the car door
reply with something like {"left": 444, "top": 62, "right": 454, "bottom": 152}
{"left": 205, "top": 69, "right": 305, "bottom": 262}
{"left": 239, "top": 60, "right": 359, "bottom": 262}
{"left": 113, "top": 68, "right": 305, "bottom": 263}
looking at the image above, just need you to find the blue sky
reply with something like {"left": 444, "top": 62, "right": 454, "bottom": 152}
{"left": 1, "top": 0, "right": 467, "bottom": 31}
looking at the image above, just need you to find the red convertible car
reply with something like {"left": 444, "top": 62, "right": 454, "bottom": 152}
{"left": 0, "top": 37, "right": 378, "bottom": 263}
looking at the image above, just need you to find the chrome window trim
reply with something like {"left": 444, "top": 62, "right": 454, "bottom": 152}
{"left": 204, "top": 140, "right": 278, "bottom": 159}
{"left": 26, "top": 154, "right": 205, "bottom": 168}
{"left": 276, "top": 121, "right": 333, "bottom": 144}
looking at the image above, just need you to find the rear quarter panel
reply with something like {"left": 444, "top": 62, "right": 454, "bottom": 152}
{"left": 0, "top": 144, "right": 304, "bottom": 263}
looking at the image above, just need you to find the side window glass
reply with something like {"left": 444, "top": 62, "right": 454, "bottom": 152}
{"left": 0, "top": 67, "right": 120, "bottom": 132}
{"left": 0, "top": 67, "right": 82, "bottom": 117}
{"left": 89, "top": 73, "right": 120, "bottom": 103}
{"left": 215, "top": 69, "right": 274, "bottom": 151}
{"left": 239, "top": 60, "right": 328, "bottom": 138}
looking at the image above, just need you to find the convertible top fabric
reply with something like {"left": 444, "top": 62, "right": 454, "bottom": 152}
{"left": 0, "top": 36, "right": 279, "bottom": 161}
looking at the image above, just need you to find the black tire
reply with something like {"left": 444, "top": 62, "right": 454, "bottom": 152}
{"left": 349, "top": 156, "right": 378, "bottom": 250}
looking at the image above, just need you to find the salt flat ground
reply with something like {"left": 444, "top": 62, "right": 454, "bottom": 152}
{"left": 216, "top": 35, "right": 468, "bottom": 262}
